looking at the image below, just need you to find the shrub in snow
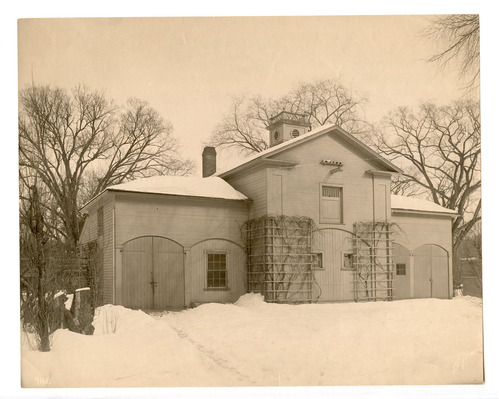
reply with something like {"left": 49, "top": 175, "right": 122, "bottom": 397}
{"left": 92, "top": 305, "right": 155, "bottom": 335}
{"left": 234, "top": 293, "right": 266, "bottom": 307}
{"left": 21, "top": 289, "right": 69, "bottom": 349}
{"left": 70, "top": 287, "right": 94, "bottom": 335}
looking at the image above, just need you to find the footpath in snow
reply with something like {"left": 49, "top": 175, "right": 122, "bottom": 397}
{"left": 21, "top": 294, "right": 484, "bottom": 387}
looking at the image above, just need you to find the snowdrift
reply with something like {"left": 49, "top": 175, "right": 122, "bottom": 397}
{"left": 21, "top": 294, "right": 483, "bottom": 387}
{"left": 92, "top": 304, "right": 156, "bottom": 335}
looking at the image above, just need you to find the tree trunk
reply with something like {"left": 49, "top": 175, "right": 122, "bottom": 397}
{"left": 31, "top": 186, "right": 50, "bottom": 352}
{"left": 36, "top": 256, "right": 50, "bottom": 352}
{"left": 452, "top": 237, "right": 464, "bottom": 288}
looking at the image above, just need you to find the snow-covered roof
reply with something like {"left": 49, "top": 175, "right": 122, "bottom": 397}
{"left": 106, "top": 175, "right": 248, "bottom": 201}
{"left": 217, "top": 123, "right": 402, "bottom": 177}
{"left": 391, "top": 194, "right": 458, "bottom": 216}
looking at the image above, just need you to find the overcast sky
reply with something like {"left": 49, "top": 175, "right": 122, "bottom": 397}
{"left": 17, "top": 15, "right": 471, "bottom": 174}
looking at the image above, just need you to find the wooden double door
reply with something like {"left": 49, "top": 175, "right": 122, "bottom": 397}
{"left": 122, "top": 236, "right": 184, "bottom": 310}
{"left": 413, "top": 244, "right": 449, "bottom": 299}
{"left": 393, "top": 243, "right": 450, "bottom": 299}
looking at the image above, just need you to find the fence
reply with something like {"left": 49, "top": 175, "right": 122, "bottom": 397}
{"left": 20, "top": 240, "right": 102, "bottom": 308}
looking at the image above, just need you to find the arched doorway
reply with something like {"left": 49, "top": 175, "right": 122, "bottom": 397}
{"left": 122, "top": 236, "right": 184, "bottom": 309}
{"left": 413, "top": 244, "right": 449, "bottom": 299}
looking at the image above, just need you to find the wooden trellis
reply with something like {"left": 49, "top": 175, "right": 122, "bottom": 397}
{"left": 244, "top": 215, "right": 319, "bottom": 303}
{"left": 353, "top": 222, "right": 395, "bottom": 302}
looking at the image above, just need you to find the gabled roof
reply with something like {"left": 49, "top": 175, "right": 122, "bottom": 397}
{"left": 217, "top": 123, "right": 403, "bottom": 178}
{"left": 391, "top": 195, "right": 458, "bottom": 216}
{"left": 81, "top": 176, "right": 248, "bottom": 212}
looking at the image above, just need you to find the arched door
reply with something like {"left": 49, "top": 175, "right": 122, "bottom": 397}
{"left": 122, "top": 236, "right": 184, "bottom": 309}
{"left": 414, "top": 244, "right": 449, "bottom": 299}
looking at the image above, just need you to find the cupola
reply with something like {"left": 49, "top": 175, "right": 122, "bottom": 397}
{"left": 266, "top": 111, "right": 312, "bottom": 147}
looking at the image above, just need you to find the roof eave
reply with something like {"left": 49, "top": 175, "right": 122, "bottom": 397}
{"left": 108, "top": 188, "right": 250, "bottom": 202}
{"left": 391, "top": 208, "right": 459, "bottom": 218}
{"left": 218, "top": 158, "right": 299, "bottom": 178}
{"left": 80, "top": 190, "right": 108, "bottom": 214}
{"left": 365, "top": 169, "right": 400, "bottom": 177}
{"left": 334, "top": 126, "right": 403, "bottom": 174}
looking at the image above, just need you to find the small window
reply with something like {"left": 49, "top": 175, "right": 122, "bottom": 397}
{"left": 322, "top": 186, "right": 342, "bottom": 198}
{"left": 342, "top": 252, "right": 354, "bottom": 270}
{"left": 97, "top": 206, "right": 104, "bottom": 236}
{"left": 290, "top": 129, "right": 300, "bottom": 138}
{"left": 396, "top": 263, "right": 406, "bottom": 276}
{"left": 312, "top": 253, "right": 323, "bottom": 269}
{"left": 207, "top": 253, "right": 228, "bottom": 289}
{"left": 320, "top": 185, "right": 343, "bottom": 224}
{"left": 273, "top": 131, "right": 279, "bottom": 141}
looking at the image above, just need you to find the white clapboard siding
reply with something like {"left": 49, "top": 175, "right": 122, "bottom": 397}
{"left": 188, "top": 239, "right": 246, "bottom": 304}
{"left": 264, "top": 133, "right": 391, "bottom": 229}
{"left": 374, "top": 183, "right": 389, "bottom": 221}
{"left": 115, "top": 193, "right": 247, "bottom": 249}
{"left": 225, "top": 167, "right": 267, "bottom": 219}
{"left": 391, "top": 214, "right": 453, "bottom": 253}
{"left": 79, "top": 193, "right": 115, "bottom": 304}
{"left": 393, "top": 243, "right": 411, "bottom": 299}
{"left": 268, "top": 173, "right": 283, "bottom": 215}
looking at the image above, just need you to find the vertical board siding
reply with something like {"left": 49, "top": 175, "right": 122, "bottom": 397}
{"left": 189, "top": 239, "right": 246, "bottom": 304}
{"left": 121, "top": 236, "right": 153, "bottom": 309}
{"left": 312, "top": 228, "right": 355, "bottom": 301}
{"left": 413, "top": 246, "right": 433, "bottom": 298}
{"left": 122, "top": 236, "right": 185, "bottom": 309}
{"left": 414, "top": 244, "right": 449, "bottom": 299}
{"left": 393, "top": 243, "right": 411, "bottom": 299}
{"left": 430, "top": 247, "right": 450, "bottom": 299}
{"left": 153, "top": 237, "right": 184, "bottom": 309}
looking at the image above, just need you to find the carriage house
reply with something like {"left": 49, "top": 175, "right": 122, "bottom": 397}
{"left": 80, "top": 112, "right": 457, "bottom": 309}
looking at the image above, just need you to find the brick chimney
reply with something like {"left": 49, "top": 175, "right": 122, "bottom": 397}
{"left": 202, "top": 146, "right": 217, "bottom": 177}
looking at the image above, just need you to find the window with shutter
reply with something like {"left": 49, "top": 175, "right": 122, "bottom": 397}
{"left": 320, "top": 185, "right": 343, "bottom": 223}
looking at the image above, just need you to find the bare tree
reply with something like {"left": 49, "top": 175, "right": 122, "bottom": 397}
{"left": 208, "top": 96, "right": 273, "bottom": 154}
{"left": 281, "top": 80, "right": 368, "bottom": 130}
{"left": 425, "top": 14, "right": 480, "bottom": 89}
{"left": 19, "top": 85, "right": 193, "bottom": 249}
{"left": 469, "top": 228, "right": 482, "bottom": 293}
{"left": 22, "top": 185, "right": 51, "bottom": 351}
{"left": 366, "top": 100, "right": 481, "bottom": 283}
{"left": 209, "top": 79, "right": 368, "bottom": 155}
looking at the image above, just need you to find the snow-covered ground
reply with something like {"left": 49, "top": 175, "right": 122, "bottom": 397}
{"left": 21, "top": 294, "right": 483, "bottom": 388}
